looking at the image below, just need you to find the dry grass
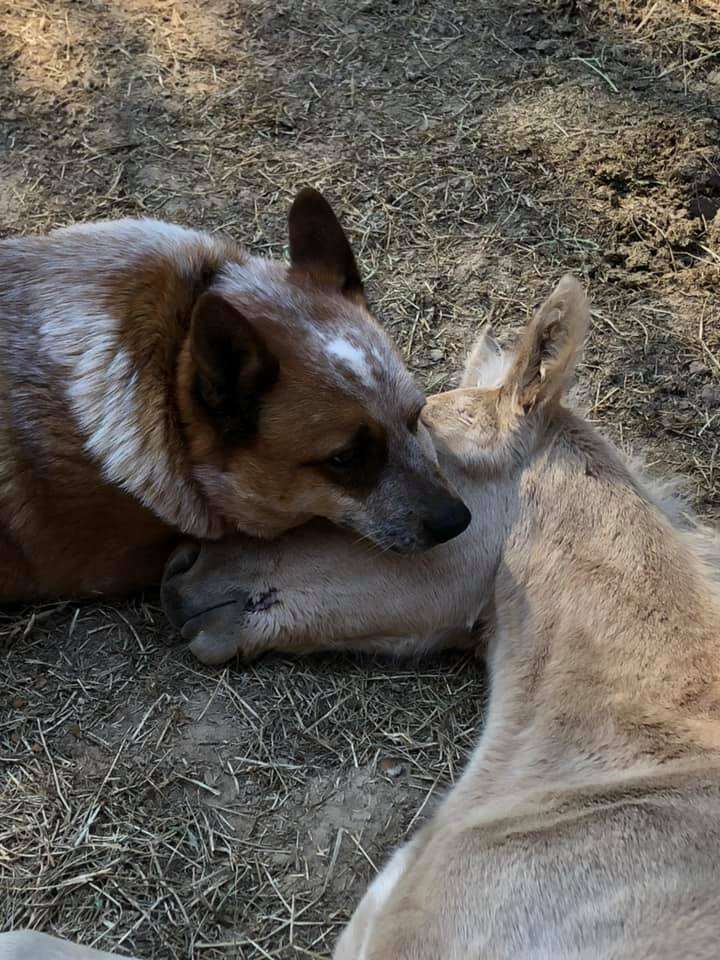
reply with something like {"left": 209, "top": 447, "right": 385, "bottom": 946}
{"left": 0, "top": 0, "right": 718, "bottom": 957}
{"left": 1, "top": 599, "right": 483, "bottom": 957}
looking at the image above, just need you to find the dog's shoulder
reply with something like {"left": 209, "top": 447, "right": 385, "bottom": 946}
{"left": 0, "top": 218, "right": 237, "bottom": 543}
{"left": 0, "top": 217, "right": 244, "bottom": 298}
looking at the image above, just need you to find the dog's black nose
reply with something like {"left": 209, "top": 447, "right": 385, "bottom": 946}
{"left": 423, "top": 498, "right": 472, "bottom": 546}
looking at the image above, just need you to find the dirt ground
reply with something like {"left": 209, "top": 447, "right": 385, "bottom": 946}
{"left": 0, "top": 0, "right": 718, "bottom": 957}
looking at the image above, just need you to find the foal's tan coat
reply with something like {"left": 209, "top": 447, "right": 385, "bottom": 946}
{"left": 167, "top": 277, "right": 720, "bottom": 959}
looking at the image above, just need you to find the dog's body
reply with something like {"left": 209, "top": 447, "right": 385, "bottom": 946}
{"left": 164, "top": 278, "right": 720, "bottom": 958}
{"left": 0, "top": 191, "right": 468, "bottom": 601}
{"left": 0, "top": 219, "right": 232, "bottom": 598}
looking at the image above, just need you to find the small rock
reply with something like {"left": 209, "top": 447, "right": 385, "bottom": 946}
{"left": 688, "top": 196, "right": 720, "bottom": 221}
{"left": 266, "top": 850, "right": 292, "bottom": 868}
{"left": 379, "top": 757, "right": 404, "bottom": 779}
{"left": 689, "top": 361, "right": 709, "bottom": 375}
{"left": 701, "top": 384, "right": 720, "bottom": 407}
{"left": 429, "top": 349, "right": 445, "bottom": 362}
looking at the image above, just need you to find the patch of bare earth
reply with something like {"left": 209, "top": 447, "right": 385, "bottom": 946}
{"left": 0, "top": 0, "right": 718, "bottom": 957}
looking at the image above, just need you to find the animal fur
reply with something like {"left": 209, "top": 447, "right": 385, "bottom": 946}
{"left": 0, "top": 189, "right": 467, "bottom": 601}
{"left": 165, "top": 277, "right": 720, "bottom": 959}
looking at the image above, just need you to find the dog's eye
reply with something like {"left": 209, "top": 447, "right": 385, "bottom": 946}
{"left": 327, "top": 446, "right": 359, "bottom": 470}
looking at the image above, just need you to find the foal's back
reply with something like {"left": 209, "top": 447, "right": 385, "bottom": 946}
{"left": 370, "top": 764, "right": 720, "bottom": 960}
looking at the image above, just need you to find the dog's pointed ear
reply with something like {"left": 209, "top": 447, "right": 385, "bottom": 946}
{"left": 190, "top": 292, "right": 279, "bottom": 442}
{"left": 503, "top": 276, "right": 589, "bottom": 412}
{"left": 288, "top": 187, "right": 365, "bottom": 303}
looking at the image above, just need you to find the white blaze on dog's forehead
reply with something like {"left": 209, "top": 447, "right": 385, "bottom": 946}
{"left": 220, "top": 264, "right": 406, "bottom": 396}
{"left": 325, "top": 335, "right": 372, "bottom": 379}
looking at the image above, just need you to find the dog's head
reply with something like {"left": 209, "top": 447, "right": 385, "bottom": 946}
{"left": 177, "top": 188, "right": 470, "bottom": 552}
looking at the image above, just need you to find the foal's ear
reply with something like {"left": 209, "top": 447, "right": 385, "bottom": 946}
{"left": 504, "top": 276, "right": 589, "bottom": 411}
{"left": 460, "top": 324, "right": 508, "bottom": 388}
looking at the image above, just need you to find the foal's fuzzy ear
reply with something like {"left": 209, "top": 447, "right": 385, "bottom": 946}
{"left": 504, "top": 276, "right": 589, "bottom": 412}
{"left": 460, "top": 325, "right": 508, "bottom": 388}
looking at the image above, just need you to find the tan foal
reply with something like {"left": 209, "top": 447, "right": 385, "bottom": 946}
{"left": 166, "top": 276, "right": 720, "bottom": 959}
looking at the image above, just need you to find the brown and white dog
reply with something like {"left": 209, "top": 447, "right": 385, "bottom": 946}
{"left": 0, "top": 189, "right": 469, "bottom": 601}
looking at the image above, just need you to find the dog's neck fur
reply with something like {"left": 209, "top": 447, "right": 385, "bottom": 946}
{"left": 446, "top": 408, "right": 720, "bottom": 816}
{"left": 16, "top": 219, "right": 241, "bottom": 540}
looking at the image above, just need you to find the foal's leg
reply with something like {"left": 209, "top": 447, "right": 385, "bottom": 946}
{"left": 0, "top": 931, "right": 141, "bottom": 960}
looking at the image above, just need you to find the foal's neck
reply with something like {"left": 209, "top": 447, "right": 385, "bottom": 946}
{"left": 502, "top": 413, "right": 720, "bottom": 770}
{"left": 452, "top": 413, "right": 720, "bottom": 814}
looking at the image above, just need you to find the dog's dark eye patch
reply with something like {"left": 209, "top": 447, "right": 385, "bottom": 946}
{"left": 305, "top": 424, "right": 387, "bottom": 492}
